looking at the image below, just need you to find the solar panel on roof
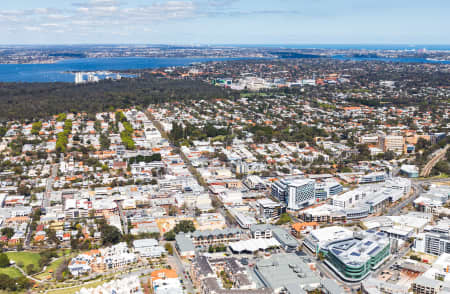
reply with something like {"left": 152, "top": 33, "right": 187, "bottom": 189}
{"left": 364, "top": 241, "right": 373, "bottom": 246}
{"left": 332, "top": 249, "right": 342, "bottom": 255}
{"left": 368, "top": 246, "right": 380, "bottom": 255}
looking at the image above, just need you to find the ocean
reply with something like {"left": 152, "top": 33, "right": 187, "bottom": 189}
{"left": 0, "top": 54, "right": 448, "bottom": 83}
{"left": 0, "top": 57, "right": 240, "bottom": 83}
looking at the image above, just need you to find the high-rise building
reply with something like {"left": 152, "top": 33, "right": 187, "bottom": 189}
{"left": 271, "top": 178, "right": 315, "bottom": 210}
{"left": 75, "top": 72, "right": 84, "bottom": 84}
{"left": 314, "top": 180, "right": 343, "bottom": 201}
{"left": 415, "top": 220, "right": 450, "bottom": 256}
{"left": 380, "top": 135, "right": 405, "bottom": 154}
{"left": 425, "top": 232, "right": 450, "bottom": 256}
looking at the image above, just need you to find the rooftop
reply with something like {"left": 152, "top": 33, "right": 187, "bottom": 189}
{"left": 327, "top": 232, "right": 389, "bottom": 267}
{"left": 254, "top": 253, "right": 321, "bottom": 291}
{"left": 175, "top": 233, "right": 195, "bottom": 253}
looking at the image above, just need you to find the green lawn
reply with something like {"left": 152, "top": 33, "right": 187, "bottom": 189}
{"left": 57, "top": 249, "right": 72, "bottom": 257}
{"left": 0, "top": 266, "right": 24, "bottom": 278}
{"left": 6, "top": 252, "right": 41, "bottom": 271}
{"left": 35, "top": 251, "right": 77, "bottom": 281}
{"left": 34, "top": 258, "right": 65, "bottom": 280}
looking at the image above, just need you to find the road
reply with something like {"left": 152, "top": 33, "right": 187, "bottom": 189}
{"left": 116, "top": 201, "right": 129, "bottom": 235}
{"left": 386, "top": 183, "right": 422, "bottom": 216}
{"left": 146, "top": 107, "right": 238, "bottom": 228}
{"left": 24, "top": 221, "right": 33, "bottom": 249}
{"left": 24, "top": 164, "right": 58, "bottom": 249}
{"left": 299, "top": 180, "right": 427, "bottom": 290}
{"left": 373, "top": 245, "right": 410, "bottom": 277}
{"left": 43, "top": 164, "right": 58, "bottom": 208}
{"left": 389, "top": 177, "right": 450, "bottom": 216}
{"left": 420, "top": 144, "right": 449, "bottom": 177}
{"left": 167, "top": 241, "right": 195, "bottom": 294}
{"left": 412, "top": 177, "right": 450, "bottom": 184}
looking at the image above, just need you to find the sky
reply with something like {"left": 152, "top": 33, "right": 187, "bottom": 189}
{"left": 0, "top": 0, "right": 449, "bottom": 45}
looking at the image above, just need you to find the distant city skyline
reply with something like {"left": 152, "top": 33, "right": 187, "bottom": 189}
{"left": 0, "top": 0, "right": 449, "bottom": 45}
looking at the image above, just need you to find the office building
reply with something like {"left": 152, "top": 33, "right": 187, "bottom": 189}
{"left": 400, "top": 164, "right": 420, "bottom": 178}
{"left": 323, "top": 231, "right": 390, "bottom": 281}
{"left": 381, "top": 135, "right": 405, "bottom": 154}
{"left": 359, "top": 172, "right": 387, "bottom": 184}
{"left": 303, "top": 226, "right": 354, "bottom": 254}
{"left": 75, "top": 72, "right": 84, "bottom": 84}
{"left": 271, "top": 178, "right": 315, "bottom": 210}
{"left": 175, "top": 233, "right": 195, "bottom": 259}
{"left": 411, "top": 254, "right": 450, "bottom": 294}
{"left": 314, "top": 180, "right": 343, "bottom": 201}
{"left": 250, "top": 224, "right": 298, "bottom": 252}
{"left": 424, "top": 232, "right": 450, "bottom": 256}
{"left": 256, "top": 198, "right": 285, "bottom": 220}
{"left": 253, "top": 253, "right": 321, "bottom": 293}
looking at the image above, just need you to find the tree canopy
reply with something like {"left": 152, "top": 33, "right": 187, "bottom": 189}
{"left": 0, "top": 253, "right": 10, "bottom": 268}
{"left": 100, "top": 224, "right": 123, "bottom": 246}
{"left": 0, "top": 75, "right": 237, "bottom": 121}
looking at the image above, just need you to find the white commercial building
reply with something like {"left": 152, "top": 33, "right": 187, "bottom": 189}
{"left": 272, "top": 178, "right": 315, "bottom": 210}
{"left": 133, "top": 239, "right": 166, "bottom": 258}
{"left": 303, "top": 226, "right": 354, "bottom": 253}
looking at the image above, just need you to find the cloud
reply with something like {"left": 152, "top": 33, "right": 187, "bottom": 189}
{"left": 72, "top": 0, "right": 122, "bottom": 7}
{"left": 123, "top": 1, "right": 196, "bottom": 21}
{"left": 24, "top": 26, "right": 43, "bottom": 32}
{"left": 41, "top": 23, "right": 62, "bottom": 27}
{"left": 207, "top": 9, "right": 301, "bottom": 18}
{"left": 0, "top": 0, "right": 299, "bottom": 38}
{"left": 205, "top": 0, "right": 239, "bottom": 7}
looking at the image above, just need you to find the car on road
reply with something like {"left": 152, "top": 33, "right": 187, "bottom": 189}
{"left": 240, "top": 258, "right": 249, "bottom": 265}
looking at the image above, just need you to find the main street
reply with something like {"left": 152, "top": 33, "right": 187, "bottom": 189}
{"left": 373, "top": 244, "right": 411, "bottom": 277}
{"left": 24, "top": 164, "right": 59, "bottom": 249}
{"left": 43, "top": 164, "right": 58, "bottom": 209}
{"left": 116, "top": 200, "right": 129, "bottom": 235}
{"left": 386, "top": 183, "right": 422, "bottom": 215}
{"left": 166, "top": 241, "right": 195, "bottom": 294}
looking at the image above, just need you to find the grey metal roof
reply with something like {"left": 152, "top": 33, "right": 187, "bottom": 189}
{"left": 192, "top": 228, "right": 242, "bottom": 238}
{"left": 284, "top": 283, "right": 307, "bottom": 294}
{"left": 250, "top": 224, "right": 298, "bottom": 248}
{"left": 414, "top": 276, "right": 441, "bottom": 289}
{"left": 272, "top": 226, "right": 299, "bottom": 248}
{"left": 175, "top": 233, "right": 195, "bottom": 252}
{"left": 254, "top": 253, "right": 321, "bottom": 291}
{"left": 321, "top": 278, "right": 345, "bottom": 294}
{"left": 250, "top": 224, "right": 272, "bottom": 233}
{"left": 133, "top": 238, "right": 158, "bottom": 248}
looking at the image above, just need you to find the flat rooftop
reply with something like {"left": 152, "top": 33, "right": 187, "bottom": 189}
{"left": 254, "top": 253, "right": 320, "bottom": 291}
{"left": 327, "top": 232, "right": 390, "bottom": 267}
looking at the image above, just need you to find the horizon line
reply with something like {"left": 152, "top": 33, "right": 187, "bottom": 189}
{"left": 1, "top": 43, "right": 450, "bottom": 47}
